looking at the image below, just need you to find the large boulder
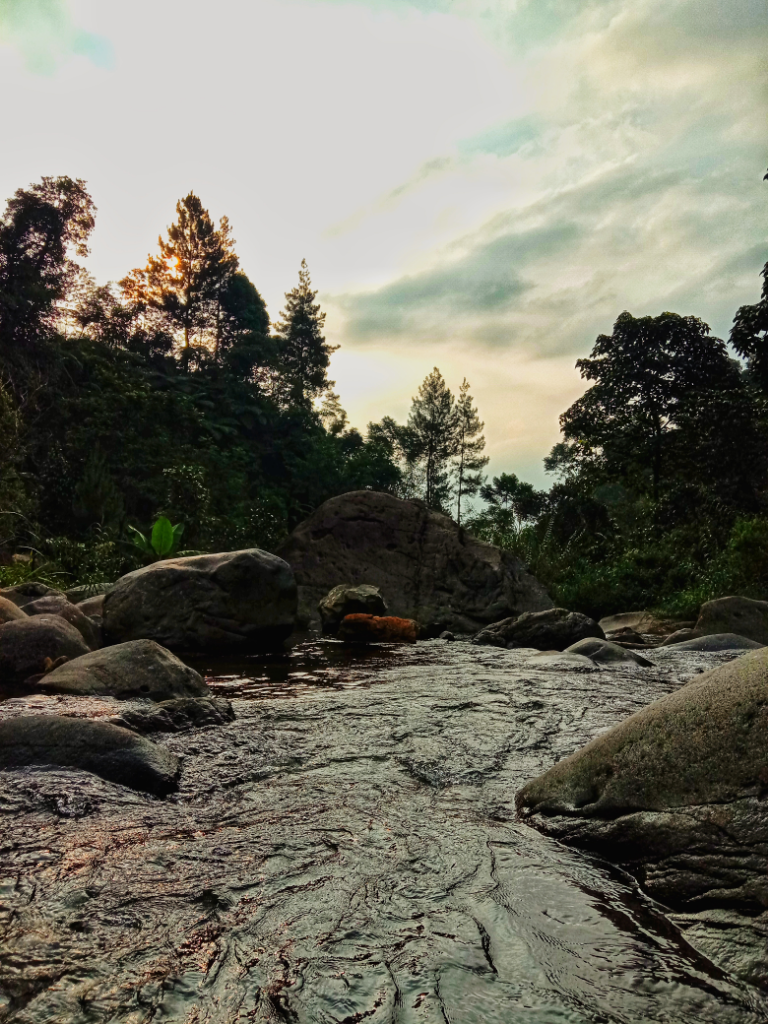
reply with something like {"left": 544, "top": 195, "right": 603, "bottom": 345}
{"left": 0, "top": 616, "right": 90, "bottom": 686}
{"left": 0, "top": 716, "right": 179, "bottom": 796}
{"left": 660, "top": 632, "right": 763, "bottom": 653}
{"left": 103, "top": 549, "right": 297, "bottom": 651}
{"left": 473, "top": 608, "right": 603, "bottom": 651}
{"left": 276, "top": 491, "right": 552, "bottom": 633}
{"left": 36, "top": 640, "right": 209, "bottom": 701}
{"left": 695, "top": 596, "right": 768, "bottom": 645}
{"left": 318, "top": 584, "right": 388, "bottom": 634}
{"left": 23, "top": 593, "right": 101, "bottom": 650}
{"left": 516, "top": 647, "right": 768, "bottom": 915}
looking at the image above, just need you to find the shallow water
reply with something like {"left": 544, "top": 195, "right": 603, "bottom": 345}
{"left": 1, "top": 638, "right": 766, "bottom": 1023}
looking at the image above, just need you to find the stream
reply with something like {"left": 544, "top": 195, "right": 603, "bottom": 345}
{"left": 1, "top": 637, "right": 767, "bottom": 1023}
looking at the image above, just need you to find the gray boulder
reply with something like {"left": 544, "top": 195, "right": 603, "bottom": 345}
{"left": 0, "top": 595, "right": 27, "bottom": 625}
{"left": 23, "top": 593, "right": 101, "bottom": 650}
{"left": 660, "top": 627, "right": 700, "bottom": 646}
{"left": 473, "top": 608, "right": 603, "bottom": 651}
{"left": 565, "top": 637, "right": 654, "bottom": 667}
{"left": 695, "top": 596, "right": 768, "bottom": 645}
{"left": 516, "top": 647, "right": 768, "bottom": 915}
{"left": 318, "top": 583, "right": 388, "bottom": 634}
{"left": 113, "top": 696, "right": 234, "bottom": 733}
{"left": 76, "top": 593, "right": 106, "bottom": 619}
{"left": 659, "top": 632, "right": 764, "bottom": 653}
{"left": 0, "top": 616, "right": 90, "bottom": 685}
{"left": 276, "top": 490, "right": 552, "bottom": 634}
{"left": 0, "top": 716, "right": 179, "bottom": 796}
{"left": 37, "top": 640, "right": 208, "bottom": 701}
{"left": 103, "top": 549, "right": 297, "bottom": 651}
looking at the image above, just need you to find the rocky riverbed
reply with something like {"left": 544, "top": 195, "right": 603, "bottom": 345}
{"left": 1, "top": 638, "right": 767, "bottom": 1023}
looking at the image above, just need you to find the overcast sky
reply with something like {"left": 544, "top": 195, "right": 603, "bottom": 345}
{"left": 1, "top": 0, "right": 765, "bottom": 485}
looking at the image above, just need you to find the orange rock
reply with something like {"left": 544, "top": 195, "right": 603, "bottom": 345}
{"left": 337, "top": 614, "right": 419, "bottom": 644}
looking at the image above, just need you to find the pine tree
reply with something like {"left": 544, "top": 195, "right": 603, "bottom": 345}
{"left": 274, "top": 259, "right": 337, "bottom": 408}
{"left": 407, "top": 367, "right": 458, "bottom": 512}
{"left": 121, "top": 193, "right": 237, "bottom": 360}
{"left": 453, "top": 378, "right": 488, "bottom": 524}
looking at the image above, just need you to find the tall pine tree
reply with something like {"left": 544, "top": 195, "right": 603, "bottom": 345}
{"left": 453, "top": 378, "right": 488, "bottom": 524}
{"left": 407, "top": 367, "right": 457, "bottom": 512}
{"left": 274, "top": 259, "right": 337, "bottom": 408}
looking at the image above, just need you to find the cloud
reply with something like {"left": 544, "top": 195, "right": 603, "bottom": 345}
{"left": 0, "top": 0, "right": 112, "bottom": 74}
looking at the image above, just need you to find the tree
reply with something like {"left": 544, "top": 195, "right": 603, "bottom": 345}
{"left": 273, "top": 259, "right": 337, "bottom": 408}
{"left": 560, "top": 311, "right": 736, "bottom": 502}
{"left": 0, "top": 176, "right": 95, "bottom": 356}
{"left": 121, "top": 193, "right": 237, "bottom": 361}
{"left": 731, "top": 260, "right": 768, "bottom": 390}
{"left": 453, "top": 378, "right": 488, "bottom": 524}
{"left": 407, "top": 367, "right": 457, "bottom": 511}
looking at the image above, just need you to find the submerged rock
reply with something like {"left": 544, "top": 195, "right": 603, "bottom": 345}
{"left": 337, "top": 614, "right": 419, "bottom": 643}
{"left": 318, "top": 583, "right": 388, "bottom": 634}
{"left": 0, "top": 615, "right": 90, "bottom": 686}
{"left": 474, "top": 607, "right": 603, "bottom": 651}
{"left": 103, "top": 549, "right": 297, "bottom": 651}
{"left": 0, "top": 715, "right": 179, "bottom": 795}
{"left": 277, "top": 490, "right": 552, "bottom": 633}
{"left": 565, "top": 637, "right": 654, "bottom": 667}
{"left": 113, "top": 696, "right": 234, "bottom": 733}
{"left": 37, "top": 640, "right": 209, "bottom": 701}
{"left": 516, "top": 647, "right": 768, "bottom": 927}
{"left": 695, "top": 596, "right": 768, "bottom": 645}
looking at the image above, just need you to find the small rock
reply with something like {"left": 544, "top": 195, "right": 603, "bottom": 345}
{"left": 526, "top": 652, "right": 598, "bottom": 671}
{"left": 0, "top": 715, "right": 179, "bottom": 796}
{"left": 565, "top": 637, "right": 654, "bottom": 667}
{"left": 604, "top": 626, "right": 645, "bottom": 645}
{"left": 337, "top": 614, "right": 419, "bottom": 644}
{"left": 37, "top": 640, "right": 209, "bottom": 701}
{"left": 439, "top": 630, "right": 455, "bottom": 641}
{"left": 660, "top": 628, "right": 701, "bottom": 646}
{"left": 113, "top": 697, "right": 234, "bottom": 733}
{"left": 318, "top": 584, "right": 388, "bottom": 634}
{"left": 0, "top": 616, "right": 90, "bottom": 686}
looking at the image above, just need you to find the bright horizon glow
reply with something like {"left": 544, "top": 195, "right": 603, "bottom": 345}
{"left": 1, "top": 0, "right": 765, "bottom": 488}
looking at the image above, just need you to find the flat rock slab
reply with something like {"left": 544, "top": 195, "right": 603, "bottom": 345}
{"left": 276, "top": 489, "right": 553, "bottom": 633}
{"left": 0, "top": 715, "right": 179, "bottom": 795}
{"left": 103, "top": 548, "right": 297, "bottom": 651}
{"left": 37, "top": 639, "right": 209, "bottom": 701}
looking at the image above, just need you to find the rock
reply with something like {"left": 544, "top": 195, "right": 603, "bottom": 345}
{"left": 37, "top": 640, "right": 209, "bottom": 701}
{"left": 276, "top": 490, "right": 552, "bottom": 634}
{"left": 473, "top": 608, "right": 603, "bottom": 651}
{"left": 565, "top": 637, "right": 654, "bottom": 667}
{"left": 0, "top": 582, "right": 64, "bottom": 608}
{"left": 76, "top": 593, "right": 106, "bottom": 619}
{"left": 0, "top": 715, "right": 179, "bottom": 796}
{"left": 0, "top": 616, "right": 90, "bottom": 686}
{"left": 658, "top": 633, "right": 764, "bottom": 653}
{"left": 439, "top": 630, "right": 456, "bottom": 641}
{"left": 660, "top": 628, "right": 701, "bottom": 646}
{"left": 599, "top": 611, "right": 695, "bottom": 636}
{"left": 23, "top": 593, "right": 101, "bottom": 650}
{"left": 0, "top": 595, "right": 27, "bottom": 624}
{"left": 65, "top": 582, "right": 113, "bottom": 604}
{"left": 604, "top": 626, "right": 645, "bottom": 645}
{"left": 695, "top": 596, "right": 768, "bottom": 645}
{"left": 113, "top": 696, "right": 234, "bottom": 733}
{"left": 103, "top": 549, "right": 297, "bottom": 651}
{"left": 318, "top": 584, "right": 388, "bottom": 634}
{"left": 516, "top": 646, "right": 768, "bottom": 916}
{"left": 337, "top": 614, "right": 419, "bottom": 644}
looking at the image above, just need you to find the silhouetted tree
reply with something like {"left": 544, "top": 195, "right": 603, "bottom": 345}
{"left": 407, "top": 367, "right": 457, "bottom": 511}
{"left": 453, "top": 378, "right": 488, "bottom": 524}
{"left": 274, "top": 259, "right": 337, "bottom": 408}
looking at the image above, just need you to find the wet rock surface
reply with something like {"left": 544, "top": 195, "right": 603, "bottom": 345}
{"left": 1, "top": 640, "right": 767, "bottom": 1022}
{"left": 0, "top": 616, "right": 90, "bottom": 686}
{"left": 473, "top": 606, "right": 604, "bottom": 650}
{"left": 277, "top": 490, "right": 553, "bottom": 632}
{"left": 318, "top": 583, "right": 388, "bottom": 633}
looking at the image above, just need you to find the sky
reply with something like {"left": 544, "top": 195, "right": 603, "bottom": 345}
{"left": 0, "top": 0, "right": 766, "bottom": 486}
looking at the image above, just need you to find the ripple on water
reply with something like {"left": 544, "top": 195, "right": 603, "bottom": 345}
{"left": 0, "top": 638, "right": 765, "bottom": 1023}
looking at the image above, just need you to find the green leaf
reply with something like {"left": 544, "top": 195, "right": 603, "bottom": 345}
{"left": 127, "top": 525, "right": 152, "bottom": 554}
{"left": 151, "top": 517, "right": 175, "bottom": 557}
{"left": 172, "top": 522, "right": 185, "bottom": 543}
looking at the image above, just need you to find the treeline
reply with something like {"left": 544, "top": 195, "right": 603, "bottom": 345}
{"left": 1, "top": 172, "right": 767, "bottom": 619}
